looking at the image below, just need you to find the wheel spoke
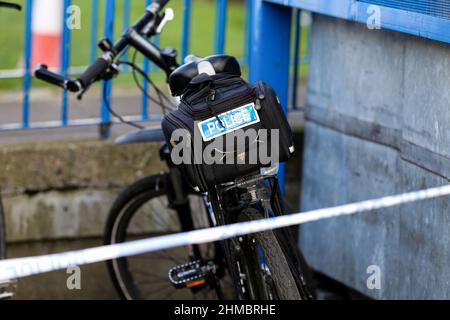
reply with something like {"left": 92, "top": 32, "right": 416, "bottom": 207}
{"left": 110, "top": 188, "right": 229, "bottom": 300}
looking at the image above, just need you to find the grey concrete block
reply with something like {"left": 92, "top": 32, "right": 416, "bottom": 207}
{"left": 3, "top": 190, "right": 117, "bottom": 242}
{"left": 300, "top": 123, "right": 450, "bottom": 299}
{"left": 302, "top": 14, "right": 450, "bottom": 299}
{"left": 0, "top": 140, "right": 166, "bottom": 196}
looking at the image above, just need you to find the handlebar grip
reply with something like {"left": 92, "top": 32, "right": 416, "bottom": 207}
{"left": 35, "top": 65, "right": 66, "bottom": 88}
{"left": 77, "top": 57, "right": 109, "bottom": 88}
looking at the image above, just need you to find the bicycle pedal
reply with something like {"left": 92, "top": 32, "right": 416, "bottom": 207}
{"left": 169, "top": 260, "right": 214, "bottom": 289}
{"left": 0, "top": 279, "right": 18, "bottom": 300}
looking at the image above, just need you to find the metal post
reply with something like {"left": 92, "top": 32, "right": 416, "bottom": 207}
{"left": 291, "top": 9, "right": 301, "bottom": 111}
{"left": 181, "top": 0, "right": 192, "bottom": 61}
{"left": 22, "top": 0, "right": 33, "bottom": 129}
{"left": 214, "top": 0, "right": 227, "bottom": 54}
{"left": 141, "top": 0, "right": 152, "bottom": 122}
{"left": 61, "top": 0, "right": 72, "bottom": 126}
{"left": 121, "top": 0, "right": 131, "bottom": 66}
{"left": 243, "top": 0, "right": 252, "bottom": 66}
{"left": 249, "top": 0, "right": 293, "bottom": 194}
{"left": 89, "top": 0, "right": 99, "bottom": 64}
{"left": 100, "top": 0, "right": 115, "bottom": 139}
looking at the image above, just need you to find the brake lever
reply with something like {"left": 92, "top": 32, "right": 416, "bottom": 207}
{"left": 156, "top": 8, "right": 174, "bottom": 34}
{"left": 77, "top": 85, "right": 90, "bottom": 100}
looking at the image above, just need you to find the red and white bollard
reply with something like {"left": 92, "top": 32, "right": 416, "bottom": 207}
{"left": 31, "top": 0, "right": 63, "bottom": 69}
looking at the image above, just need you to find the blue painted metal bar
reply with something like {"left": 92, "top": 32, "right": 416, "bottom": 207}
{"left": 121, "top": 0, "right": 131, "bottom": 66}
{"left": 141, "top": 0, "right": 152, "bottom": 121}
{"left": 266, "top": 0, "right": 450, "bottom": 45}
{"left": 22, "top": 0, "right": 33, "bottom": 129}
{"left": 181, "top": 0, "right": 192, "bottom": 61}
{"left": 249, "top": 0, "right": 293, "bottom": 193}
{"left": 89, "top": 0, "right": 99, "bottom": 64}
{"left": 214, "top": 0, "right": 228, "bottom": 54}
{"left": 291, "top": 9, "right": 301, "bottom": 110}
{"left": 100, "top": 0, "right": 116, "bottom": 136}
{"left": 0, "top": 115, "right": 164, "bottom": 132}
{"left": 243, "top": 0, "right": 252, "bottom": 66}
{"left": 61, "top": 0, "right": 72, "bottom": 126}
{"left": 265, "top": 0, "right": 354, "bottom": 19}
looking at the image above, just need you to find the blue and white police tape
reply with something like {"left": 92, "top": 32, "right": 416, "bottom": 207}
{"left": 1, "top": 184, "right": 450, "bottom": 282}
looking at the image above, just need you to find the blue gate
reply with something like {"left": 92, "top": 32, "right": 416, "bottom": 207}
{"left": 0, "top": 0, "right": 310, "bottom": 133}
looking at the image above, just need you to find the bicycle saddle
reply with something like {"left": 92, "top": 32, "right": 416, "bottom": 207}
{"left": 114, "top": 126, "right": 165, "bottom": 145}
{"left": 169, "top": 54, "right": 242, "bottom": 96}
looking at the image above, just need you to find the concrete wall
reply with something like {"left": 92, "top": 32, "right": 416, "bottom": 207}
{"left": 0, "top": 140, "right": 166, "bottom": 299}
{"left": 300, "top": 15, "right": 450, "bottom": 299}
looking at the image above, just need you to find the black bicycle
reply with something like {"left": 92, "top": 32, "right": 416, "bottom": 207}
{"left": 35, "top": 0, "right": 314, "bottom": 300}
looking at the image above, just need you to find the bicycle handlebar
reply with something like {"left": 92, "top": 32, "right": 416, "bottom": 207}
{"left": 35, "top": 0, "right": 173, "bottom": 94}
{"left": 77, "top": 56, "right": 111, "bottom": 88}
{"left": 0, "top": 1, "right": 21, "bottom": 10}
{"left": 35, "top": 64, "right": 82, "bottom": 92}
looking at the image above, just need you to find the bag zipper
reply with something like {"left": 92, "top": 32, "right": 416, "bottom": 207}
{"left": 180, "top": 90, "right": 255, "bottom": 120}
{"left": 182, "top": 77, "right": 244, "bottom": 104}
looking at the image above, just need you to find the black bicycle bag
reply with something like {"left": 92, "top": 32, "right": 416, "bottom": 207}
{"left": 162, "top": 73, "right": 294, "bottom": 192}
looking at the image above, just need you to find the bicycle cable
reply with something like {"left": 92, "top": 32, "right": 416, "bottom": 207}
{"left": 101, "top": 82, "right": 145, "bottom": 130}
{"left": 127, "top": 49, "right": 176, "bottom": 114}
{"left": 100, "top": 50, "right": 177, "bottom": 130}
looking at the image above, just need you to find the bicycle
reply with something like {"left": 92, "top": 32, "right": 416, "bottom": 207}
{"left": 0, "top": 1, "right": 21, "bottom": 300}
{"left": 35, "top": 0, "right": 314, "bottom": 300}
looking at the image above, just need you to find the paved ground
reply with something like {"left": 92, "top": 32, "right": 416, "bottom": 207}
{"left": 0, "top": 86, "right": 306, "bottom": 144}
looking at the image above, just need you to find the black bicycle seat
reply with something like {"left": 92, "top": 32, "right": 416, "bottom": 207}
{"left": 169, "top": 54, "right": 241, "bottom": 97}
{"left": 114, "top": 126, "right": 165, "bottom": 145}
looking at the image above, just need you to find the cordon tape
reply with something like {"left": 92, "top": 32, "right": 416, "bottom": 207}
{"left": 1, "top": 184, "right": 450, "bottom": 282}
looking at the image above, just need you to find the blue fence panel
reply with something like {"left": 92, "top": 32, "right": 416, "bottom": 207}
{"left": 181, "top": 0, "right": 192, "bottom": 61}
{"left": 243, "top": 0, "right": 252, "bottom": 65}
{"left": 22, "top": 0, "right": 33, "bottom": 129}
{"left": 291, "top": 9, "right": 301, "bottom": 110}
{"left": 61, "top": 0, "right": 72, "bottom": 126}
{"left": 249, "top": 0, "right": 293, "bottom": 192}
{"left": 141, "top": 0, "right": 152, "bottom": 122}
{"left": 1, "top": 0, "right": 311, "bottom": 133}
{"left": 267, "top": 0, "right": 450, "bottom": 44}
{"left": 100, "top": 0, "right": 116, "bottom": 138}
{"left": 121, "top": 0, "right": 131, "bottom": 65}
{"left": 359, "top": 0, "right": 450, "bottom": 19}
{"left": 214, "top": 0, "right": 228, "bottom": 54}
{"left": 90, "top": 0, "right": 99, "bottom": 64}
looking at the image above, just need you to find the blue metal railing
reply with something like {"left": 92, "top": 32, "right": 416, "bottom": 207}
{"left": 21, "top": 0, "right": 33, "bottom": 129}
{"left": 0, "top": 0, "right": 310, "bottom": 133}
{"left": 61, "top": 0, "right": 72, "bottom": 126}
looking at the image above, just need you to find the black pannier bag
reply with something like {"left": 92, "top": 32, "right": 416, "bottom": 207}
{"left": 162, "top": 57, "right": 295, "bottom": 192}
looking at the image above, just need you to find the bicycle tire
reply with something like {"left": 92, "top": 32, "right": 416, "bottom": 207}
{"left": 225, "top": 209, "right": 313, "bottom": 300}
{"left": 105, "top": 173, "right": 228, "bottom": 300}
